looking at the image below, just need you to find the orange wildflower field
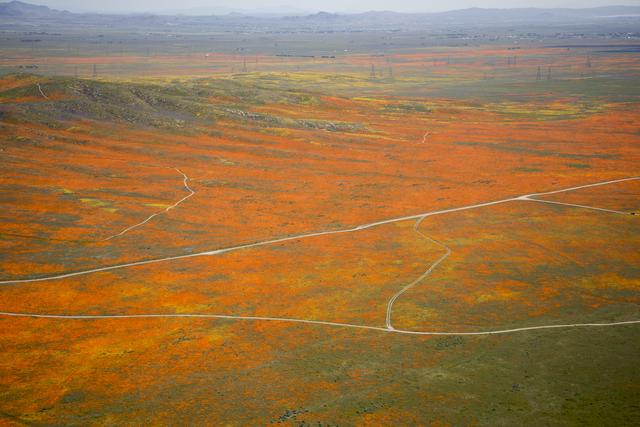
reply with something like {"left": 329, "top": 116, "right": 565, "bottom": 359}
{"left": 0, "top": 43, "right": 639, "bottom": 425}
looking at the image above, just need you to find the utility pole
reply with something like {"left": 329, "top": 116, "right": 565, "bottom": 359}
{"left": 370, "top": 63, "right": 376, "bottom": 79}
{"left": 92, "top": 64, "right": 97, "bottom": 78}
{"left": 536, "top": 66, "right": 542, "bottom": 81}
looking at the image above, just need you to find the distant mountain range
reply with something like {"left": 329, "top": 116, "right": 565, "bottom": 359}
{"left": 157, "top": 5, "right": 315, "bottom": 17}
{"left": 2, "top": 1, "right": 640, "bottom": 31}
{"left": 0, "top": 0, "right": 69, "bottom": 17}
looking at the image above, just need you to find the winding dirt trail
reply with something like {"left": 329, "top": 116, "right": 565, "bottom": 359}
{"left": 385, "top": 216, "right": 452, "bottom": 330}
{"left": 36, "top": 83, "right": 49, "bottom": 100}
{"left": 103, "top": 168, "right": 195, "bottom": 241}
{"left": 0, "top": 311, "right": 638, "bottom": 337}
{"left": 521, "top": 197, "right": 631, "bottom": 215}
{"left": 420, "top": 131, "right": 431, "bottom": 144}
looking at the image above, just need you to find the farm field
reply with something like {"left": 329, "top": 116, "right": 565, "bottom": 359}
{"left": 1, "top": 33, "right": 639, "bottom": 425}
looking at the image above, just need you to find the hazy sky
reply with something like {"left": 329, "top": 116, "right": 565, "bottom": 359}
{"left": 24, "top": 0, "right": 640, "bottom": 13}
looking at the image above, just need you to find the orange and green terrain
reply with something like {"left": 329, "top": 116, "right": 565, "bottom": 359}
{"left": 0, "top": 43, "right": 639, "bottom": 425}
